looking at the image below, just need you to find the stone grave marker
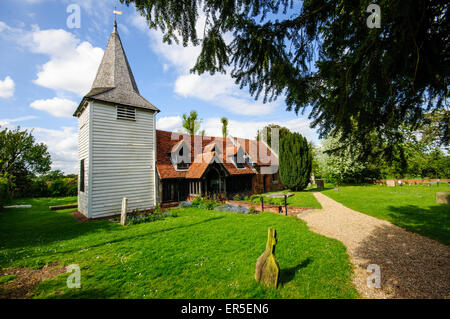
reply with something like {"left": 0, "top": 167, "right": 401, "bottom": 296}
{"left": 386, "top": 180, "right": 395, "bottom": 187}
{"left": 255, "top": 228, "right": 280, "bottom": 288}
{"left": 436, "top": 192, "right": 450, "bottom": 204}
{"left": 315, "top": 179, "right": 324, "bottom": 189}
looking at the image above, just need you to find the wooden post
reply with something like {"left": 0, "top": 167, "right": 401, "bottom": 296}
{"left": 120, "top": 197, "right": 127, "bottom": 226}
{"left": 284, "top": 195, "right": 287, "bottom": 216}
{"left": 260, "top": 196, "right": 264, "bottom": 212}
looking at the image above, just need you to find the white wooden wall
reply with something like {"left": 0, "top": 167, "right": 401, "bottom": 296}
{"left": 77, "top": 103, "right": 90, "bottom": 216}
{"left": 89, "top": 101, "right": 156, "bottom": 218}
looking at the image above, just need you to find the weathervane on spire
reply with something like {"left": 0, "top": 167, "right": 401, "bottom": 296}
{"left": 113, "top": 6, "right": 122, "bottom": 31}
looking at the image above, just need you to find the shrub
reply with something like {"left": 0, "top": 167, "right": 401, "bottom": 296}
{"left": 31, "top": 178, "right": 50, "bottom": 197}
{"left": 0, "top": 177, "right": 10, "bottom": 208}
{"left": 64, "top": 177, "right": 77, "bottom": 196}
{"left": 48, "top": 179, "right": 66, "bottom": 197}
{"left": 191, "top": 197, "right": 202, "bottom": 207}
{"left": 179, "top": 201, "right": 193, "bottom": 208}
{"left": 127, "top": 209, "right": 178, "bottom": 225}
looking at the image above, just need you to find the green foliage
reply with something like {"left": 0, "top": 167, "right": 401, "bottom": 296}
{"left": 221, "top": 117, "right": 228, "bottom": 138}
{"left": 315, "top": 130, "right": 368, "bottom": 184}
{"left": 279, "top": 132, "right": 312, "bottom": 191}
{"left": 0, "top": 274, "right": 17, "bottom": 284}
{"left": 127, "top": 210, "right": 178, "bottom": 225}
{"left": 0, "top": 126, "right": 51, "bottom": 196}
{"left": 0, "top": 177, "right": 10, "bottom": 208}
{"left": 181, "top": 110, "right": 202, "bottom": 135}
{"left": 190, "top": 196, "right": 219, "bottom": 210}
{"left": 48, "top": 180, "right": 66, "bottom": 197}
{"left": 121, "top": 0, "right": 449, "bottom": 155}
{"left": 315, "top": 127, "right": 450, "bottom": 182}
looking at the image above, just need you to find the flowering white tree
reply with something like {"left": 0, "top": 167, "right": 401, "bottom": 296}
{"left": 315, "top": 131, "right": 366, "bottom": 185}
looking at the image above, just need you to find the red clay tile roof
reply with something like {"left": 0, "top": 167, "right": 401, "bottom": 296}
{"left": 156, "top": 130, "right": 277, "bottom": 180}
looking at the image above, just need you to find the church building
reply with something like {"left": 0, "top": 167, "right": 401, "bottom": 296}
{"left": 74, "top": 22, "right": 281, "bottom": 219}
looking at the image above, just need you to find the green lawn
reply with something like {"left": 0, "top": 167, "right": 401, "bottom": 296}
{"left": 0, "top": 197, "right": 357, "bottom": 299}
{"left": 321, "top": 184, "right": 450, "bottom": 245}
{"left": 240, "top": 190, "right": 322, "bottom": 208}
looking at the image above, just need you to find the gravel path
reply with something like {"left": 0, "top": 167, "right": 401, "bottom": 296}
{"left": 297, "top": 192, "right": 450, "bottom": 299}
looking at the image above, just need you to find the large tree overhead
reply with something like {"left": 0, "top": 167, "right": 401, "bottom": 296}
{"left": 122, "top": 0, "right": 449, "bottom": 154}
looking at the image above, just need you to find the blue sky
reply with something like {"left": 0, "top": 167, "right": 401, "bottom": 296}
{"left": 0, "top": 0, "right": 319, "bottom": 173}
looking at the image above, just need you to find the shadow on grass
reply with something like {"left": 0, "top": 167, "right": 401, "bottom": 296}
{"left": 386, "top": 204, "right": 449, "bottom": 245}
{"left": 304, "top": 187, "right": 334, "bottom": 192}
{"left": 0, "top": 209, "right": 118, "bottom": 250}
{"left": 16, "top": 216, "right": 226, "bottom": 260}
{"left": 279, "top": 257, "right": 312, "bottom": 285}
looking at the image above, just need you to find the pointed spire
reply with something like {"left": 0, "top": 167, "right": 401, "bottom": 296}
{"left": 91, "top": 27, "right": 140, "bottom": 93}
{"left": 74, "top": 25, "right": 159, "bottom": 116}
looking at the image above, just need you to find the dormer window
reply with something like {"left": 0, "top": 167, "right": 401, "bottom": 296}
{"left": 116, "top": 105, "right": 136, "bottom": 120}
{"left": 172, "top": 142, "right": 190, "bottom": 170}
{"left": 234, "top": 154, "right": 245, "bottom": 168}
{"left": 177, "top": 161, "right": 190, "bottom": 170}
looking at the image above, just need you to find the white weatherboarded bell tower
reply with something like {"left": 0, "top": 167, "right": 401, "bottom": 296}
{"left": 73, "top": 21, "right": 159, "bottom": 219}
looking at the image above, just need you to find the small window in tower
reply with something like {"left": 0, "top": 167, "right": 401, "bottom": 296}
{"left": 116, "top": 105, "right": 136, "bottom": 120}
{"left": 80, "top": 159, "right": 85, "bottom": 192}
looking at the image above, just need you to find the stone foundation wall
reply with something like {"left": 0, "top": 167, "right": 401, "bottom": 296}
{"left": 375, "top": 178, "right": 450, "bottom": 185}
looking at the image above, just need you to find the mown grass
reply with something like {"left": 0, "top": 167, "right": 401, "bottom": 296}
{"left": 239, "top": 190, "right": 322, "bottom": 208}
{"left": 0, "top": 197, "right": 357, "bottom": 299}
{"left": 321, "top": 184, "right": 450, "bottom": 245}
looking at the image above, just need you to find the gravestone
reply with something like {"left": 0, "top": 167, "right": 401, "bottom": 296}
{"left": 436, "top": 192, "right": 450, "bottom": 205}
{"left": 120, "top": 197, "right": 128, "bottom": 226}
{"left": 316, "top": 179, "right": 324, "bottom": 189}
{"left": 386, "top": 180, "right": 395, "bottom": 187}
{"left": 255, "top": 228, "right": 280, "bottom": 288}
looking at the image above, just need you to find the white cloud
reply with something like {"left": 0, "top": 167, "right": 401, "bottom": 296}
{"left": 203, "top": 117, "right": 319, "bottom": 144}
{"left": 30, "top": 97, "right": 77, "bottom": 118}
{"left": 156, "top": 116, "right": 182, "bottom": 131}
{"left": 32, "top": 126, "right": 78, "bottom": 174}
{"left": 30, "top": 28, "right": 104, "bottom": 96}
{"left": 174, "top": 73, "right": 279, "bottom": 115}
{"left": 0, "top": 76, "right": 15, "bottom": 98}
{"left": 0, "top": 22, "right": 104, "bottom": 97}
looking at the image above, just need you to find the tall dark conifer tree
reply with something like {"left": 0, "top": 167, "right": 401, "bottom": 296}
{"left": 279, "top": 132, "right": 312, "bottom": 191}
